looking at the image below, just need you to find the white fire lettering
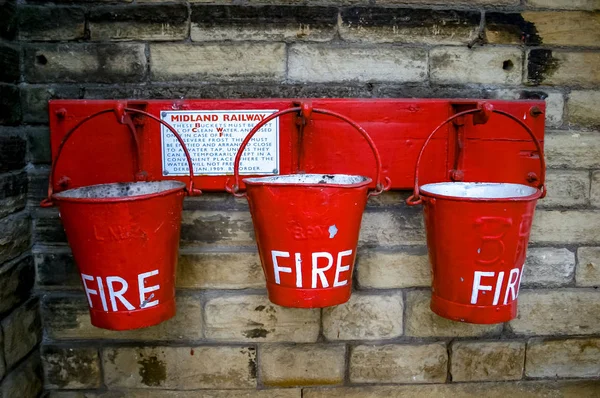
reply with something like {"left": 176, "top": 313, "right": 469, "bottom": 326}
{"left": 270, "top": 250, "right": 353, "bottom": 289}
{"left": 470, "top": 268, "right": 522, "bottom": 305}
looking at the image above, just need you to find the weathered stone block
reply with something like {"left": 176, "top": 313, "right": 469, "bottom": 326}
{"left": 568, "top": 90, "right": 600, "bottom": 127}
{"left": 487, "top": 11, "right": 600, "bottom": 47}
{"left": 509, "top": 289, "right": 600, "bottom": 335}
{"left": 260, "top": 345, "right": 345, "bottom": 387}
{"left": 0, "top": 84, "right": 21, "bottom": 125}
{"left": 359, "top": 209, "right": 425, "bottom": 247}
{"left": 42, "top": 294, "right": 203, "bottom": 341}
{"left": 0, "top": 212, "right": 31, "bottom": 265}
{"left": 0, "top": 329, "right": 4, "bottom": 380}
{"left": 526, "top": 338, "right": 600, "bottom": 378}
{"left": 0, "top": 133, "right": 26, "bottom": 172}
{"left": 25, "top": 127, "right": 50, "bottom": 165}
{"left": 405, "top": 291, "right": 502, "bottom": 337}
{"left": 288, "top": 45, "right": 428, "bottom": 83}
{"left": 0, "top": 255, "right": 34, "bottom": 316}
{"left": 0, "top": 351, "right": 43, "bottom": 398}
{"left": 42, "top": 346, "right": 101, "bottom": 389}
{"left": 20, "top": 85, "right": 82, "bottom": 123}
{"left": 0, "top": 170, "right": 27, "bottom": 218}
{"left": 191, "top": 5, "right": 337, "bottom": 42}
{"left": 357, "top": 249, "right": 430, "bottom": 289}
{"left": 89, "top": 4, "right": 188, "bottom": 41}
{"left": 34, "top": 249, "right": 79, "bottom": 288}
{"left": 350, "top": 343, "right": 447, "bottom": 383}
{"left": 178, "top": 251, "right": 265, "bottom": 289}
{"left": 48, "top": 389, "right": 301, "bottom": 398}
{"left": 102, "top": 346, "right": 257, "bottom": 389}
{"left": 181, "top": 211, "right": 254, "bottom": 246}
{"left": 150, "top": 43, "right": 286, "bottom": 82}
{"left": 18, "top": 5, "right": 85, "bottom": 41}
{"left": 542, "top": 170, "right": 589, "bottom": 207}
{"left": 302, "top": 380, "right": 600, "bottom": 398}
{"left": 522, "top": 247, "right": 575, "bottom": 287}
{"left": 0, "top": 42, "right": 19, "bottom": 83}
{"left": 531, "top": 210, "right": 600, "bottom": 244}
{"left": 545, "top": 131, "right": 600, "bottom": 169}
{"left": 340, "top": 7, "right": 479, "bottom": 45}
{"left": 1, "top": 298, "right": 42, "bottom": 369}
{"left": 526, "top": 0, "right": 599, "bottom": 10}
{"left": 24, "top": 43, "right": 147, "bottom": 83}
{"left": 377, "top": 0, "right": 518, "bottom": 4}
{"left": 204, "top": 295, "right": 320, "bottom": 342}
{"left": 527, "top": 50, "right": 600, "bottom": 86}
{"left": 451, "top": 341, "right": 525, "bottom": 382}
{"left": 33, "top": 210, "right": 66, "bottom": 244}
{"left": 576, "top": 247, "right": 600, "bottom": 287}
{"left": 430, "top": 47, "right": 523, "bottom": 85}
{"left": 322, "top": 293, "right": 403, "bottom": 341}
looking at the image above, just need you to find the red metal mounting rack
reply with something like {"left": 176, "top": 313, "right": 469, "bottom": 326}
{"left": 47, "top": 98, "right": 545, "bottom": 194}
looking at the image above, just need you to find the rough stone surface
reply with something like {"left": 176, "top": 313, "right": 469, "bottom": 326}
{"left": 0, "top": 212, "right": 30, "bottom": 265}
{"left": 359, "top": 210, "right": 425, "bottom": 247}
{"left": 531, "top": 210, "right": 600, "bottom": 244}
{"left": 0, "top": 351, "right": 43, "bottom": 398}
{"left": 178, "top": 251, "right": 265, "bottom": 289}
{"left": 542, "top": 170, "right": 590, "bottom": 207}
{"left": 0, "top": 42, "right": 19, "bottom": 84}
{"left": 102, "top": 346, "right": 257, "bottom": 389}
{"left": 42, "top": 294, "right": 203, "bottom": 341}
{"left": 576, "top": 247, "right": 600, "bottom": 287}
{"left": 204, "top": 295, "right": 320, "bottom": 342}
{"left": 451, "top": 341, "right": 525, "bottom": 382}
{"left": 0, "top": 329, "right": 4, "bottom": 380}
{"left": 89, "top": 4, "right": 189, "bottom": 41}
{"left": 0, "top": 255, "right": 34, "bottom": 316}
{"left": 181, "top": 211, "right": 255, "bottom": 246}
{"left": 34, "top": 249, "right": 79, "bottom": 289}
{"left": 350, "top": 343, "right": 447, "bottom": 384}
{"left": 0, "top": 170, "right": 27, "bottom": 219}
{"left": 526, "top": 0, "right": 600, "bottom": 10}
{"left": 527, "top": 50, "right": 600, "bottom": 86}
{"left": 1, "top": 298, "right": 42, "bottom": 368}
{"left": 20, "top": 85, "right": 82, "bottom": 124}
{"left": 545, "top": 131, "right": 600, "bottom": 169}
{"left": 521, "top": 248, "right": 575, "bottom": 287}
{"left": 18, "top": 5, "right": 85, "bottom": 41}
{"left": 509, "top": 289, "right": 600, "bottom": 335}
{"left": 568, "top": 90, "right": 600, "bottom": 127}
{"left": 288, "top": 45, "right": 428, "bottom": 83}
{"left": 259, "top": 345, "right": 345, "bottom": 387}
{"left": 24, "top": 43, "right": 147, "bottom": 83}
{"left": 592, "top": 171, "right": 600, "bottom": 207}
{"left": 26, "top": 127, "right": 51, "bottom": 164}
{"left": 42, "top": 346, "right": 101, "bottom": 389}
{"left": 340, "top": 8, "right": 479, "bottom": 45}
{"left": 405, "top": 291, "right": 502, "bottom": 337}
{"left": 526, "top": 338, "right": 600, "bottom": 378}
{"left": 48, "top": 389, "right": 301, "bottom": 398}
{"left": 302, "top": 380, "right": 600, "bottom": 398}
{"left": 0, "top": 133, "right": 26, "bottom": 173}
{"left": 322, "top": 293, "right": 403, "bottom": 341}
{"left": 151, "top": 43, "right": 286, "bottom": 82}
{"left": 430, "top": 47, "right": 523, "bottom": 85}
{"left": 357, "top": 249, "right": 430, "bottom": 289}
{"left": 191, "top": 5, "right": 337, "bottom": 42}
{"left": 486, "top": 11, "right": 600, "bottom": 47}
{"left": 0, "top": 84, "right": 21, "bottom": 125}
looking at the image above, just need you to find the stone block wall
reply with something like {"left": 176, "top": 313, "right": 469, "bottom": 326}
{"left": 7, "top": 0, "right": 600, "bottom": 396}
{"left": 0, "top": 1, "right": 44, "bottom": 397}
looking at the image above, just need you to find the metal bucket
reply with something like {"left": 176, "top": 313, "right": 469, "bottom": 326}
{"left": 407, "top": 103, "right": 546, "bottom": 324}
{"left": 41, "top": 106, "right": 201, "bottom": 330}
{"left": 227, "top": 105, "right": 390, "bottom": 308}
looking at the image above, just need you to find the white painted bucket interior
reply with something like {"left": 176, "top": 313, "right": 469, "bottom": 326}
{"left": 54, "top": 181, "right": 186, "bottom": 199}
{"left": 244, "top": 174, "right": 369, "bottom": 185}
{"left": 420, "top": 182, "right": 539, "bottom": 199}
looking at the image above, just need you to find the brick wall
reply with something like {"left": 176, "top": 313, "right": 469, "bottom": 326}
{"left": 9, "top": 0, "right": 600, "bottom": 396}
{"left": 0, "top": 1, "right": 44, "bottom": 397}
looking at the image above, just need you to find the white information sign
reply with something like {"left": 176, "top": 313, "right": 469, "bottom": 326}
{"left": 160, "top": 110, "right": 279, "bottom": 176}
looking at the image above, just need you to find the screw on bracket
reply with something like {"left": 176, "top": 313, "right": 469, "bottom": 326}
{"left": 529, "top": 106, "right": 544, "bottom": 117}
{"left": 55, "top": 108, "right": 67, "bottom": 119}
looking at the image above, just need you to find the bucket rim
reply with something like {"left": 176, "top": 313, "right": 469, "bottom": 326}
{"left": 243, "top": 173, "right": 373, "bottom": 189}
{"left": 52, "top": 180, "right": 186, "bottom": 204}
{"left": 419, "top": 182, "right": 542, "bottom": 202}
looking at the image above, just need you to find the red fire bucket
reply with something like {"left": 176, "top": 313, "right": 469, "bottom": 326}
{"left": 227, "top": 105, "right": 390, "bottom": 308}
{"left": 41, "top": 107, "right": 201, "bottom": 330}
{"left": 406, "top": 103, "right": 546, "bottom": 324}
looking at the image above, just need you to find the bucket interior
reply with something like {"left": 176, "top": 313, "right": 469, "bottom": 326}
{"left": 244, "top": 174, "right": 370, "bottom": 186}
{"left": 54, "top": 181, "right": 186, "bottom": 200}
{"left": 420, "top": 182, "right": 539, "bottom": 199}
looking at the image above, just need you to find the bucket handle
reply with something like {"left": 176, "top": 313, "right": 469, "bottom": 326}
{"left": 225, "top": 103, "right": 391, "bottom": 198}
{"left": 41, "top": 104, "right": 201, "bottom": 208}
{"left": 406, "top": 102, "right": 546, "bottom": 206}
